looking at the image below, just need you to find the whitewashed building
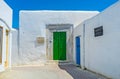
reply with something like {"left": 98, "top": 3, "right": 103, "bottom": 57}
{"left": 12, "top": 11, "right": 99, "bottom": 65}
{"left": 74, "top": 0, "right": 120, "bottom": 79}
{"left": 0, "top": 0, "right": 13, "bottom": 71}
{"left": 6, "top": 0, "right": 120, "bottom": 78}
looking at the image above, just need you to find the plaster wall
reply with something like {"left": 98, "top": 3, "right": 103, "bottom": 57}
{"left": 74, "top": 1, "right": 120, "bottom": 79}
{"left": 11, "top": 29, "right": 19, "bottom": 66}
{"left": 0, "top": 0, "right": 12, "bottom": 28}
{"left": 19, "top": 11, "right": 99, "bottom": 65}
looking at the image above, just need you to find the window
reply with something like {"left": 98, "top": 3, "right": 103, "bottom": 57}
{"left": 94, "top": 26, "right": 103, "bottom": 37}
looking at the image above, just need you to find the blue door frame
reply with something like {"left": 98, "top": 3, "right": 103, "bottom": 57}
{"left": 76, "top": 36, "right": 81, "bottom": 65}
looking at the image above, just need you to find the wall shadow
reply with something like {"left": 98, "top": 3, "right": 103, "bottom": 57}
{"left": 58, "top": 63, "right": 104, "bottom": 79}
{"left": 58, "top": 63, "right": 82, "bottom": 79}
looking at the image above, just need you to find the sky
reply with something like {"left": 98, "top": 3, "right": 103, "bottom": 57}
{"left": 4, "top": 0, "right": 118, "bottom": 29}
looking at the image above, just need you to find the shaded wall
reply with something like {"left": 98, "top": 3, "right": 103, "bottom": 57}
{"left": 11, "top": 29, "right": 19, "bottom": 66}
{"left": 73, "top": 23, "right": 85, "bottom": 68}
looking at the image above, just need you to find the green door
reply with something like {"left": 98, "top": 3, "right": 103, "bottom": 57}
{"left": 53, "top": 32, "right": 66, "bottom": 60}
{"left": 53, "top": 32, "right": 59, "bottom": 60}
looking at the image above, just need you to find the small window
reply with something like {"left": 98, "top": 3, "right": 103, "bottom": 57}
{"left": 94, "top": 26, "right": 103, "bottom": 37}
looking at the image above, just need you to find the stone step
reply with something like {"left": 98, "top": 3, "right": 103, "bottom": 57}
{"left": 45, "top": 60, "right": 58, "bottom": 65}
{"left": 12, "top": 60, "right": 71, "bottom": 67}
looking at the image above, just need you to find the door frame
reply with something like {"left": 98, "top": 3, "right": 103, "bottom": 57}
{"left": 5, "top": 30, "right": 9, "bottom": 68}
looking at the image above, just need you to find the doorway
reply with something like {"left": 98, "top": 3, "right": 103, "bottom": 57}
{"left": 53, "top": 32, "right": 66, "bottom": 60}
{"left": 76, "top": 36, "right": 81, "bottom": 65}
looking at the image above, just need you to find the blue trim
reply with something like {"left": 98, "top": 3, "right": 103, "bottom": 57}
{"left": 76, "top": 36, "right": 81, "bottom": 65}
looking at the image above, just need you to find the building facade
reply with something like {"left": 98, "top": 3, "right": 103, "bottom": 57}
{"left": 13, "top": 11, "right": 98, "bottom": 65}
{"left": 0, "top": 0, "right": 13, "bottom": 71}
{"left": 74, "top": 1, "right": 120, "bottom": 79}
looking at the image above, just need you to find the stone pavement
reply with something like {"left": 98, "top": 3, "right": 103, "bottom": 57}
{"left": 0, "top": 63, "right": 108, "bottom": 79}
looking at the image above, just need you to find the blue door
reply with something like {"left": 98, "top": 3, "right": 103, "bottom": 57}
{"left": 76, "top": 36, "right": 81, "bottom": 65}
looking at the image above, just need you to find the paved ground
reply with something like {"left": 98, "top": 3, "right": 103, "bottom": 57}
{"left": 0, "top": 64, "right": 108, "bottom": 79}
{"left": 59, "top": 64, "right": 108, "bottom": 79}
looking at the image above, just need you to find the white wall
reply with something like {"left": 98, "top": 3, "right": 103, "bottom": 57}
{"left": 0, "top": 0, "right": 12, "bottom": 71}
{"left": 0, "top": 0, "right": 12, "bottom": 28}
{"left": 11, "top": 29, "right": 19, "bottom": 66}
{"left": 19, "top": 11, "right": 99, "bottom": 65}
{"left": 73, "top": 23, "right": 85, "bottom": 68}
{"left": 74, "top": 1, "right": 120, "bottom": 79}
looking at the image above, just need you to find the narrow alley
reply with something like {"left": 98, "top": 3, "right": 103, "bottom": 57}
{"left": 0, "top": 62, "right": 107, "bottom": 79}
{"left": 1, "top": 0, "right": 120, "bottom": 79}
